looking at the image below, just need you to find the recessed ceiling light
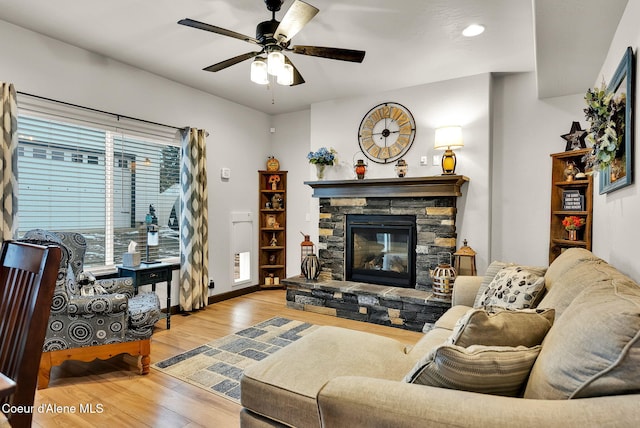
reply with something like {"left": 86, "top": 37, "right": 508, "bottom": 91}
{"left": 462, "top": 24, "right": 485, "bottom": 37}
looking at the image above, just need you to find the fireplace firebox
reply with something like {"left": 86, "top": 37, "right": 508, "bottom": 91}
{"left": 345, "top": 214, "right": 417, "bottom": 288}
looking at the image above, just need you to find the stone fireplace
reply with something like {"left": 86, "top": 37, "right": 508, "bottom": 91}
{"left": 284, "top": 175, "right": 469, "bottom": 331}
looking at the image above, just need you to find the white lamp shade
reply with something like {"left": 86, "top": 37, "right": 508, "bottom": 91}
{"left": 277, "top": 63, "right": 294, "bottom": 86}
{"left": 434, "top": 126, "right": 464, "bottom": 149}
{"left": 250, "top": 58, "right": 269, "bottom": 85}
{"left": 267, "top": 50, "right": 285, "bottom": 76}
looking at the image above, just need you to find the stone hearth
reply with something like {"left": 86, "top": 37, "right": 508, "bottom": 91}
{"left": 284, "top": 277, "right": 451, "bottom": 332}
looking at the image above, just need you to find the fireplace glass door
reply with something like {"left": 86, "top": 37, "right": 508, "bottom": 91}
{"left": 346, "top": 214, "right": 416, "bottom": 288}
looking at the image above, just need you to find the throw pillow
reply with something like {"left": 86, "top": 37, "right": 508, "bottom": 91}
{"left": 477, "top": 266, "right": 546, "bottom": 310}
{"left": 448, "top": 307, "right": 555, "bottom": 348}
{"left": 404, "top": 344, "right": 541, "bottom": 397}
{"left": 473, "top": 261, "right": 510, "bottom": 308}
{"left": 524, "top": 278, "right": 640, "bottom": 399}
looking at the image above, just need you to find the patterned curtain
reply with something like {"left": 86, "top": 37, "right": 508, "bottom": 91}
{"left": 179, "top": 128, "right": 209, "bottom": 311}
{"left": 0, "top": 82, "right": 18, "bottom": 243}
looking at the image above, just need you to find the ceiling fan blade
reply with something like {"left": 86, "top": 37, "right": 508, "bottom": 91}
{"left": 178, "top": 18, "right": 260, "bottom": 45}
{"left": 285, "top": 56, "right": 305, "bottom": 86}
{"left": 203, "top": 52, "right": 262, "bottom": 72}
{"left": 291, "top": 45, "right": 366, "bottom": 63}
{"left": 274, "top": 0, "right": 319, "bottom": 42}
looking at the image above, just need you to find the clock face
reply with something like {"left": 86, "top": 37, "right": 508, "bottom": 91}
{"left": 358, "top": 102, "right": 416, "bottom": 164}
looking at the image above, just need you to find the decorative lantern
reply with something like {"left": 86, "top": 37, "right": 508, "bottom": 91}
{"left": 395, "top": 159, "right": 408, "bottom": 177}
{"left": 300, "top": 233, "right": 315, "bottom": 265}
{"left": 431, "top": 252, "right": 457, "bottom": 301}
{"left": 453, "top": 239, "right": 477, "bottom": 276}
{"left": 354, "top": 159, "right": 367, "bottom": 179}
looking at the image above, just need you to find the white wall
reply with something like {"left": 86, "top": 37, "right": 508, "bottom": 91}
{"left": 491, "top": 72, "right": 585, "bottom": 266}
{"left": 590, "top": 0, "right": 640, "bottom": 280}
{"left": 272, "top": 74, "right": 493, "bottom": 273}
{"left": 0, "top": 19, "right": 272, "bottom": 304}
{"left": 269, "top": 109, "right": 312, "bottom": 277}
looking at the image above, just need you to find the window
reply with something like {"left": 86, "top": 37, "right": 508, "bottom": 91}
{"left": 16, "top": 97, "right": 181, "bottom": 270}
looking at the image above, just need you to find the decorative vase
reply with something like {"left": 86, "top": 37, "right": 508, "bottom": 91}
{"left": 567, "top": 229, "right": 578, "bottom": 241}
{"left": 301, "top": 254, "right": 320, "bottom": 280}
{"left": 316, "top": 164, "right": 326, "bottom": 180}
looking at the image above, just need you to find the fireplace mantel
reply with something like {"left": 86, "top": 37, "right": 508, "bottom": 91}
{"left": 304, "top": 175, "right": 469, "bottom": 198}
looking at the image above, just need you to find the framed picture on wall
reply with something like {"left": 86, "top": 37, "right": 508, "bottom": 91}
{"left": 600, "top": 46, "right": 634, "bottom": 194}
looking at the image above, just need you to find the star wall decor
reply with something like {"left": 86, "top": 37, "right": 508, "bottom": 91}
{"left": 561, "top": 121, "right": 588, "bottom": 151}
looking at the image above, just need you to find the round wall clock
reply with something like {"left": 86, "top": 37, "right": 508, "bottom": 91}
{"left": 358, "top": 102, "right": 416, "bottom": 164}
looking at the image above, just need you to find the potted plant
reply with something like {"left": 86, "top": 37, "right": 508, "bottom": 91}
{"left": 562, "top": 215, "right": 586, "bottom": 241}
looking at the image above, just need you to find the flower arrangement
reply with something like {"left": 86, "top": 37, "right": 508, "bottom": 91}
{"left": 562, "top": 215, "right": 586, "bottom": 231}
{"left": 583, "top": 82, "right": 626, "bottom": 171}
{"left": 307, "top": 147, "right": 337, "bottom": 165}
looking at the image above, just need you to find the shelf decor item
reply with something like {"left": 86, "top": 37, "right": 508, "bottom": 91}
{"left": 354, "top": 158, "right": 367, "bottom": 179}
{"left": 395, "top": 159, "right": 408, "bottom": 177}
{"left": 562, "top": 216, "right": 585, "bottom": 241}
{"left": 307, "top": 147, "right": 337, "bottom": 179}
{"left": 266, "top": 156, "right": 280, "bottom": 171}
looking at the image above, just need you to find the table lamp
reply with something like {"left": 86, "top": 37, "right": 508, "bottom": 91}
{"left": 145, "top": 224, "right": 159, "bottom": 264}
{"left": 434, "top": 126, "right": 464, "bottom": 175}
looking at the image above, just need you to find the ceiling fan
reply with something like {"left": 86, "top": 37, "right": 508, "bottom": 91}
{"left": 178, "top": 0, "right": 366, "bottom": 86}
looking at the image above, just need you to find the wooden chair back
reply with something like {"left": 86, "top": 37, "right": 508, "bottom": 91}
{"left": 0, "top": 241, "right": 61, "bottom": 428}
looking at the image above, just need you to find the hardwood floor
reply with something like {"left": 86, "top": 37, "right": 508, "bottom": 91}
{"left": 31, "top": 289, "right": 423, "bottom": 428}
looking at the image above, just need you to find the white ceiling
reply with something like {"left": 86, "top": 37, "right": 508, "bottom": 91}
{"left": 0, "top": 0, "right": 629, "bottom": 114}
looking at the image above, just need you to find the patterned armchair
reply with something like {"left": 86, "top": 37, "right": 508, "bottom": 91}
{"left": 20, "top": 229, "right": 161, "bottom": 388}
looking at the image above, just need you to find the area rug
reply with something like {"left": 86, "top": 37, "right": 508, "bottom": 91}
{"left": 152, "top": 317, "right": 318, "bottom": 403}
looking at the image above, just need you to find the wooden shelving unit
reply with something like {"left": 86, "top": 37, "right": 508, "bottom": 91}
{"left": 549, "top": 149, "right": 593, "bottom": 263}
{"left": 258, "top": 170, "right": 287, "bottom": 289}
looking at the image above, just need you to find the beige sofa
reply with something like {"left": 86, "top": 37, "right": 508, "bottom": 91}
{"left": 240, "top": 248, "right": 640, "bottom": 427}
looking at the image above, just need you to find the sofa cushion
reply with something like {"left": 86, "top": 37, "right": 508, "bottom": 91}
{"left": 448, "top": 307, "right": 555, "bottom": 348}
{"left": 537, "top": 259, "right": 621, "bottom": 317}
{"left": 525, "top": 277, "right": 640, "bottom": 399}
{"left": 477, "top": 266, "right": 546, "bottom": 310}
{"left": 404, "top": 343, "right": 541, "bottom": 397}
{"left": 543, "top": 247, "right": 603, "bottom": 292}
{"left": 241, "top": 326, "right": 413, "bottom": 428}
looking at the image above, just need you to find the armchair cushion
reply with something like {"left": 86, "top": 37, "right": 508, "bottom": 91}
{"left": 68, "top": 293, "right": 128, "bottom": 316}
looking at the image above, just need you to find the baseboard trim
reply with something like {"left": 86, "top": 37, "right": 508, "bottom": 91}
{"left": 164, "top": 285, "right": 260, "bottom": 315}
{"left": 208, "top": 285, "right": 260, "bottom": 304}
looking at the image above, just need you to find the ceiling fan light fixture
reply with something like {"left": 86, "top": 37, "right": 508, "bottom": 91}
{"left": 251, "top": 57, "right": 269, "bottom": 84}
{"left": 277, "top": 63, "right": 294, "bottom": 86}
{"left": 267, "top": 49, "right": 285, "bottom": 75}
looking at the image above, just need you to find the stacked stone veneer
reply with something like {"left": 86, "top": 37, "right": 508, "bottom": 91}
{"left": 284, "top": 277, "right": 451, "bottom": 332}
{"left": 284, "top": 195, "right": 459, "bottom": 331}
{"left": 317, "top": 196, "right": 458, "bottom": 289}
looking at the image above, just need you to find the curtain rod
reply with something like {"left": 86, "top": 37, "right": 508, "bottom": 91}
{"left": 17, "top": 91, "right": 186, "bottom": 131}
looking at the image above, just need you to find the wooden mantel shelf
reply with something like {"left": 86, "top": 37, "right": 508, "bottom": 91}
{"left": 304, "top": 175, "right": 469, "bottom": 198}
